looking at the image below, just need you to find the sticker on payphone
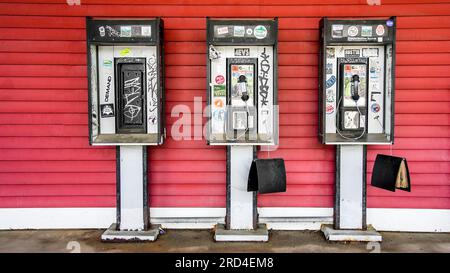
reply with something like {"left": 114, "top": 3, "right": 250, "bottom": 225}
{"left": 233, "top": 111, "right": 248, "bottom": 130}
{"left": 212, "top": 109, "right": 226, "bottom": 133}
{"left": 332, "top": 25, "right": 344, "bottom": 38}
{"left": 344, "top": 111, "right": 359, "bottom": 129}
{"left": 100, "top": 104, "right": 115, "bottom": 118}
{"left": 343, "top": 64, "right": 367, "bottom": 107}
{"left": 231, "top": 64, "right": 254, "bottom": 106}
{"left": 141, "top": 26, "right": 151, "bottom": 37}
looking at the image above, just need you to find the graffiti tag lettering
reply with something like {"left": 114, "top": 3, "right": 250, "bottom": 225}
{"left": 104, "top": 75, "right": 111, "bottom": 102}
{"left": 123, "top": 77, "right": 142, "bottom": 121}
{"left": 147, "top": 55, "right": 158, "bottom": 114}
{"left": 259, "top": 48, "right": 270, "bottom": 106}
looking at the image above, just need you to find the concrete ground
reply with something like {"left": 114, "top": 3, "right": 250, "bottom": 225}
{"left": 0, "top": 229, "right": 449, "bottom": 253}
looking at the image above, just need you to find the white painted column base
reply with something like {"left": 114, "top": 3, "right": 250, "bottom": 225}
{"left": 322, "top": 145, "right": 382, "bottom": 242}
{"left": 321, "top": 224, "right": 382, "bottom": 242}
{"left": 214, "top": 224, "right": 269, "bottom": 242}
{"left": 229, "top": 145, "right": 255, "bottom": 230}
{"left": 118, "top": 146, "right": 145, "bottom": 231}
{"left": 214, "top": 146, "right": 268, "bottom": 242}
{"left": 101, "top": 146, "right": 160, "bottom": 242}
{"left": 336, "top": 145, "right": 365, "bottom": 229}
{"left": 101, "top": 223, "right": 160, "bottom": 242}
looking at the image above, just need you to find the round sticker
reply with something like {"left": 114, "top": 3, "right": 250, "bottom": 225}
{"left": 347, "top": 26, "right": 359, "bottom": 37}
{"left": 215, "top": 75, "right": 225, "bottom": 84}
{"left": 326, "top": 104, "right": 335, "bottom": 115}
{"left": 376, "top": 25, "right": 385, "bottom": 36}
{"left": 371, "top": 103, "right": 381, "bottom": 113}
{"left": 254, "top": 25, "right": 268, "bottom": 39}
{"left": 246, "top": 28, "right": 253, "bottom": 36}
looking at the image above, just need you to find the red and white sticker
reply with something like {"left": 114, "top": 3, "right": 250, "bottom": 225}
{"left": 326, "top": 104, "right": 335, "bottom": 114}
{"left": 215, "top": 75, "right": 225, "bottom": 84}
{"left": 371, "top": 103, "right": 381, "bottom": 113}
{"left": 376, "top": 25, "right": 385, "bottom": 36}
{"left": 217, "top": 26, "right": 229, "bottom": 35}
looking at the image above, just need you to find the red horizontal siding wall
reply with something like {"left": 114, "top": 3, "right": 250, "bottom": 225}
{"left": 0, "top": 0, "right": 449, "bottom": 210}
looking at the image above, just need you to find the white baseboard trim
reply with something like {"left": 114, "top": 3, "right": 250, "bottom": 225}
{"left": 258, "top": 207, "right": 333, "bottom": 218}
{"left": 150, "top": 208, "right": 225, "bottom": 229}
{"left": 367, "top": 208, "right": 450, "bottom": 232}
{"left": 0, "top": 208, "right": 226, "bottom": 230}
{"left": 258, "top": 207, "right": 333, "bottom": 230}
{"left": 0, "top": 207, "right": 448, "bottom": 232}
{"left": 0, "top": 208, "right": 116, "bottom": 230}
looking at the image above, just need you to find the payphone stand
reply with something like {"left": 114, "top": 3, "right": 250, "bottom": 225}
{"left": 206, "top": 19, "right": 279, "bottom": 242}
{"left": 318, "top": 18, "right": 396, "bottom": 242}
{"left": 87, "top": 18, "right": 165, "bottom": 241}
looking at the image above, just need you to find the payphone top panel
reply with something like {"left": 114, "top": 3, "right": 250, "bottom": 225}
{"left": 323, "top": 18, "right": 395, "bottom": 44}
{"left": 87, "top": 18, "right": 164, "bottom": 146}
{"left": 207, "top": 19, "right": 277, "bottom": 45}
{"left": 87, "top": 19, "right": 158, "bottom": 44}
{"left": 318, "top": 17, "right": 396, "bottom": 145}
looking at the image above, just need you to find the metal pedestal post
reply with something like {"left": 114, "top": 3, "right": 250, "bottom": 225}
{"left": 101, "top": 146, "right": 160, "bottom": 242}
{"left": 321, "top": 145, "right": 382, "bottom": 242}
{"left": 214, "top": 146, "right": 268, "bottom": 242}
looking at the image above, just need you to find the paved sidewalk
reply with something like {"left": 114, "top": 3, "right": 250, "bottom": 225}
{"left": 0, "top": 229, "right": 449, "bottom": 253}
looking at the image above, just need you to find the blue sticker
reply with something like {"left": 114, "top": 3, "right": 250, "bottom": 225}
{"left": 371, "top": 103, "right": 381, "bottom": 113}
{"left": 326, "top": 75, "right": 336, "bottom": 89}
{"left": 386, "top": 20, "right": 394, "bottom": 27}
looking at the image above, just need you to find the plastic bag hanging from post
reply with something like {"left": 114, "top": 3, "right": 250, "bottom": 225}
{"left": 371, "top": 154, "right": 411, "bottom": 192}
{"left": 248, "top": 158, "right": 286, "bottom": 194}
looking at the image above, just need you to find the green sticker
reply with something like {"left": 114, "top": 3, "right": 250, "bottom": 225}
{"left": 213, "top": 85, "right": 226, "bottom": 97}
{"left": 103, "top": 59, "right": 112, "bottom": 67}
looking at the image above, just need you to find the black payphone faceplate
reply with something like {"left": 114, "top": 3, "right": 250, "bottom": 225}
{"left": 337, "top": 58, "right": 369, "bottom": 137}
{"left": 115, "top": 58, "right": 147, "bottom": 134}
{"left": 225, "top": 58, "right": 258, "bottom": 140}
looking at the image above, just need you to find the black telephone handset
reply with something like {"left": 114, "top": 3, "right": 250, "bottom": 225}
{"left": 238, "top": 75, "right": 250, "bottom": 102}
{"left": 351, "top": 74, "right": 360, "bottom": 102}
{"left": 232, "top": 75, "right": 250, "bottom": 132}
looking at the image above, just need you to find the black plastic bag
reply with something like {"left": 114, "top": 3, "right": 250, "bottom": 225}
{"left": 371, "top": 154, "right": 411, "bottom": 192}
{"left": 248, "top": 158, "right": 286, "bottom": 194}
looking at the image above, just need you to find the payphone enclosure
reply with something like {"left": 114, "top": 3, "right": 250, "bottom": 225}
{"left": 206, "top": 18, "right": 279, "bottom": 146}
{"left": 87, "top": 18, "right": 165, "bottom": 145}
{"left": 318, "top": 17, "right": 396, "bottom": 145}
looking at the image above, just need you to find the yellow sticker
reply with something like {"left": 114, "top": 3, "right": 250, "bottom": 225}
{"left": 119, "top": 48, "right": 131, "bottom": 56}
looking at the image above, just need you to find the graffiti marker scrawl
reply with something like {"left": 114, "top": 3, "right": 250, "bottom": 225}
{"left": 259, "top": 48, "right": 270, "bottom": 106}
